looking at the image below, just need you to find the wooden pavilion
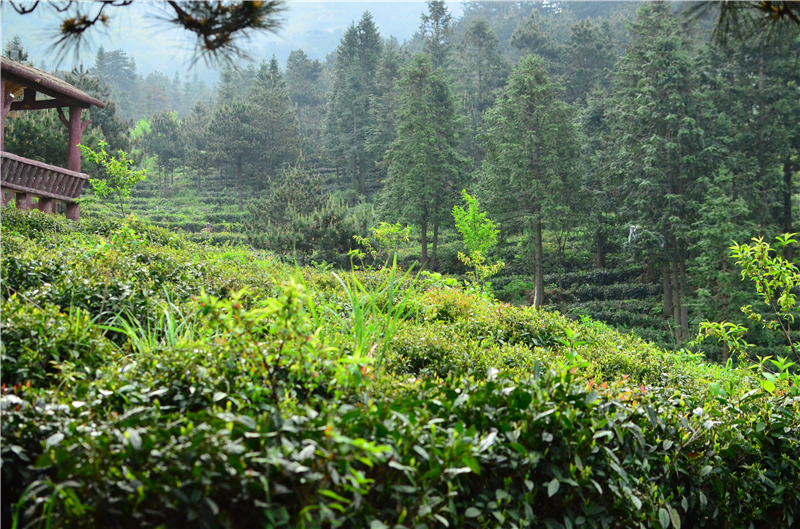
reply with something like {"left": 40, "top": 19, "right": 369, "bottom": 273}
{"left": 1, "top": 56, "right": 105, "bottom": 221}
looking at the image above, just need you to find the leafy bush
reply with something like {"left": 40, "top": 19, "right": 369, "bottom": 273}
{"left": 2, "top": 209, "right": 800, "bottom": 529}
{"left": 0, "top": 296, "right": 117, "bottom": 387}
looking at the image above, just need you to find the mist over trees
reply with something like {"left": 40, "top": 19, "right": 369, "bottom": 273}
{"left": 2, "top": 0, "right": 799, "bottom": 349}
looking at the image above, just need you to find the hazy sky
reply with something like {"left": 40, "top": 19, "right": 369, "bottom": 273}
{"left": 2, "top": 1, "right": 463, "bottom": 84}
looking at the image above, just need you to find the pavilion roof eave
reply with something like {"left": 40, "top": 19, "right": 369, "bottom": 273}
{"left": 1, "top": 56, "right": 105, "bottom": 110}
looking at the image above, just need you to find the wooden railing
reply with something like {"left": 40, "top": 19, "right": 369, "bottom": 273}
{"left": 1, "top": 151, "right": 88, "bottom": 202}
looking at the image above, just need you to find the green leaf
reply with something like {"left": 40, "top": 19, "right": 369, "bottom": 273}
{"left": 320, "top": 490, "right": 351, "bottom": 504}
{"left": 125, "top": 428, "right": 142, "bottom": 451}
{"left": 465, "top": 507, "right": 481, "bottom": 518}
{"left": 462, "top": 455, "right": 481, "bottom": 475}
{"left": 45, "top": 432, "right": 65, "bottom": 449}
{"left": 659, "top": 507, "right": 671, "bottom": 528}
{"left": 547, "top": 478, "right": 560, "bottom": 497}
{"left": 669, "top": 506, "right": 681, "bottom": 529}
{"left": 630, "top": 495, "right": 642, "bottom": 510}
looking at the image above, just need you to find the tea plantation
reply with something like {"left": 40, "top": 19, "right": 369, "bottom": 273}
{"left": 2, "top": 208, "right": 799, "bottom": 529}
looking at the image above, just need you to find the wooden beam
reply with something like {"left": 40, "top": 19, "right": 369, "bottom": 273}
{"left": 10, "top": 99, "right": 66, "bottom": 111}
{"left": 0, "top": 182, "right": 78, "bottom": 203}
{"left": 0, "top": 71, "right": 90, "bottom": 109}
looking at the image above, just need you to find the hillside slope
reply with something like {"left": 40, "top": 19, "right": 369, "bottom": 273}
{"left": 1, "top": 208, "right": 798, "bottom": 528}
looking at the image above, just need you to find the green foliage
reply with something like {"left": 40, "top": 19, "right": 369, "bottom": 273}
{"left": 696, "top": 235, "right": 800, "bottom": 363}
{"left": 382, "top": 53, "right": 468, "bottom": 267}
{"left": 453, "top": 190, "right": 499, "bottom": 256}
{"left": 480, "top": 53, "right": 580, "bottom": 305}
{"left": 2, "top": 210, "right": 800, "bottom": 529}
{"left": 0, "top": 296, "right": 117, "bottom": 387}
{"left": 453, "top": 190, "right": 505, "bottom": 291}
{"left": 326, "top": 11, "right": 383, "bottom": 195}
{"left": 250, "top": 193, "right": 369, "bottom": 266}
{"left": 351, "top": 222, "right": 412, "bottom": 270}
{"left": 4, "top": 109, "right": 103, "bottom": 169}
{"left": 79, "top": 141, "right": 147, "bottom": 216}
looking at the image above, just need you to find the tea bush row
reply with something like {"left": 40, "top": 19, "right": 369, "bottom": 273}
{"left": 3, "top": 209, "right": 799, "bottom": 528}
{"left": 3, "top": 283, "right": 799, "bottom": 529}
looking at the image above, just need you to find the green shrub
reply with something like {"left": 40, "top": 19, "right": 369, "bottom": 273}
{"left": 3, "top": 211, "right": 800, "bottom": 529}
{"left": 0, "top": 296, "right": 117, "bottom": 387}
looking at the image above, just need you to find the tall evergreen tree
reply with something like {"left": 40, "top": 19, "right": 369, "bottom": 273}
{"left": 64, "top": 64, "right": 132, "bottom": 154}
{"left": 91, "top": 48, "right": 141, "bottom": 121}
{"left": 561, "top": 18, "right": 616, "bottom": 105}
{"left": 183, "top": 101, "right": 213, "bottom": 193}
{"left": 367, "top": 38, "right": 406, "bottom": 193}
{"left": 510, "top": 11, "right": 562, "bottom": 65}
{"left": 420, "top": 1, "right": 454, "bottom": 70}
{"left": 249, "top": 56, "right": 301, "bottom": 190}
{"left": 611, "top": 3, "right": 718, "bottom": 342}
{"left": 4, "top": 35, "right": 30, "bottom": 63}
{"left": 141, "top": 110, "right": 186, "bottom": 193}
{"left": 326, "top": 12, "right": 383, "bottom": 196}
{"left": 383, "top": 54, "right": 467, "bottom": 269}
{"left": 208, "top": 100, "right": 262, "bottom": 212}
{"left": 580, "top": 88, "right": 618, "bottom": 270}
{"left": 455, "top": 18, "right": 509, "bottom": 161}
{"left": 480, "top": 54, "right": 580, "bottom": 307}
{"left": 286, "top": 49, "right": 327, "bottom": 165}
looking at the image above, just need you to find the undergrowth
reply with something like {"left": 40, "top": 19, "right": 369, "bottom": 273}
{"left": 2, "top": 208, "right": 799, "bottom": 529}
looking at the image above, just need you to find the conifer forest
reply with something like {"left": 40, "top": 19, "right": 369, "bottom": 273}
{"left": 1, "top": 2, "right": 800, "bottom": 528}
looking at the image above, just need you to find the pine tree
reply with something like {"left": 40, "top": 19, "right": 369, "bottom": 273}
{"left": 510, "top": 11, "right": 562, "bottom": 65}
{"left": 249, "top": 56, "right": 301, "bottom": 190}
{"left": 611, "top": 3, "right": 718, "bottom": 342}
{"left": 561, "top": 18, "right": 616, "bottom": 105}
{"left": 4, "top": 35, "right": 30, "bottom": 63}
{"left": 454, "top": 17, "right": 509, "bottom": 161}
{"left": 420, "top": 1, "right": 454, "bottom": 70}
{"left": 64, "top": 65, "right": 132, "bottom": 154}
{"left": 326, "top": 12, "right": 383, "bottom": 196}
{"left": 90, "top": 48, "right": 141, "bottom": 121}
{"left": 183, "top": 101, "right": 212, "bottom": 193}
{"left": 208, "top": 100, "right": 264, "bottom": 211}
{"left": 367, "top": 38, "right": 406, "bottom": 193}
{"left": 382, "top": 54, "right": 467, "bottom": 269}
{"left": 688, "top": 165, "right": 754, "bottom": 361}
{"left": 286, "top": 49, "right": 327, "bottom": 166}
{"left": 480, "top": 54, "right": 580, "bottom": 307}
{"left": 141, "top": 110, "right": 186, "bottom": 193}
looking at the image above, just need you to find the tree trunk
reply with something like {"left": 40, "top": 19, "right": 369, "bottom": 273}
{"left": 420, "top": 218, "right": 429, "bottom": 270}
{"left": 237, "top": 161, "right": 243, "bottom": 212}
{"left": 679, "top": 257, "right": 689, "bottom": 335}
{"left": 533, "top": 218, "right": 545, "bottom": 308}
{"left": 431, "top": 222, "right": 439, "bottom": 271}
{"left": 595, "top": 222, "right": 605, "bottom": 269}
{"left": 784, "top": 156, "right": 795, "bottom": 262}
{"left": 663, "top": 259, "right": 673, "bottom": 319}
{"left": 671, "top": 255, "right": 683, "bottom": 344}
{"left": 359, "top": 162, "right": 366, "bottom": 196}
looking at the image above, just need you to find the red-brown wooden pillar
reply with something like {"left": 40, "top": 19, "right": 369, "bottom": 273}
{"left": 63, "top": 105, "right": 90, "bottom": 221}
{"left": 1, "top": 83, "right": 14, "bottom": 152}
{"left": 67, "top": 106, "right": 83, "bottom": 172}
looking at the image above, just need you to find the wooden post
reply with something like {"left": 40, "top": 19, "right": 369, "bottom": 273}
{"left": 67, "top": 106, "right": 82, "bottom": 172}
{"left": 60, "top": 106, "right": 91, "bottom": 222}
{"left": 1, "top": 84, "right": 14, "bottom": 151}
{"left": 34, "top": 198, "right": 55, "bottom": 213}
{"left": 15, "top": 192, "right": 31, "bottom": 211}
